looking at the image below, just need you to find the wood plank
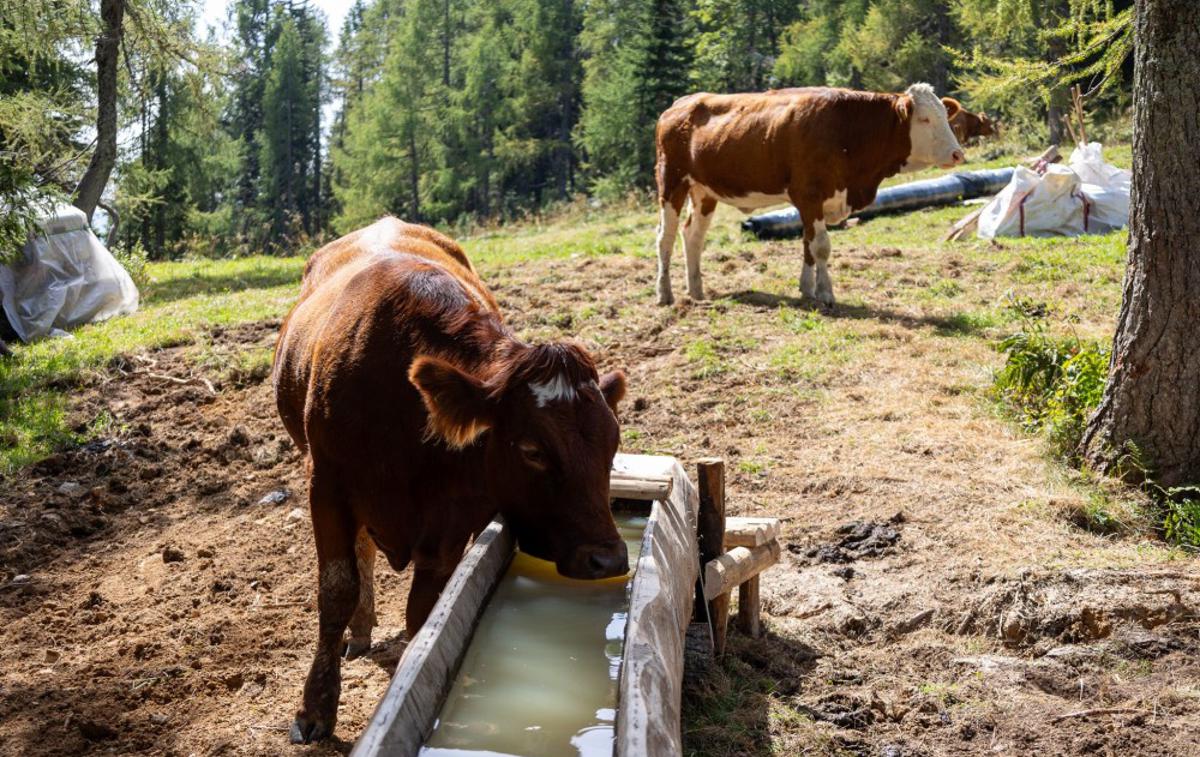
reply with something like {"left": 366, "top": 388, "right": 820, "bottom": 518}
{"left": 724, "top": 517, "right": 780, "bottom": 548}
{"left": 350, "top": 519, "right": 513, "bottom": 757}
{"left": 611, "top": 452, "right": 678, "bottom": 480}
{"left": 618, "top": 457, "right": 700, "bottom": 757}
{"left": 693, "top": 458, "right": 727, "bottom": 654}
{"left": 703, "top": 541, "right": 781, "bottom": 602}
{"left": 736, "top": 575, "right": 761, "bottom": 638}
{"left": 610, "top": 473, "right": 672, "bottom": 501}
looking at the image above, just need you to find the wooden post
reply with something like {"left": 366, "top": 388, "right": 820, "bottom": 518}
{"left": 694, "top": 458, "right": 728, "bottom": 656}
{"left": 737, "top": 577, "right": 760, "bottom": 638}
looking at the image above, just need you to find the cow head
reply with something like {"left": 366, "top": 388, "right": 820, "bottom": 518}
{"left": 409, "top": 343, "right": 629, "bottom": 580}
{"left": 900, "top": 84, "right": 964, "bottom": 172}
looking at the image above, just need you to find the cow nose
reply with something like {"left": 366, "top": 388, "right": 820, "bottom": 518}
{"left": 951, "top": 150, "right": 965, "bottom": 165}
{"left": 586, "top": 541, "right": 629, "bottom": 578}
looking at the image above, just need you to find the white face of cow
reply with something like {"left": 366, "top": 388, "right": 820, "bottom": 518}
{"left": 901, "top": 83, "right": 965, "bottom": 173}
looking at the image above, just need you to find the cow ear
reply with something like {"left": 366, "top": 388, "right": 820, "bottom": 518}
{"left": 896, "top": 95, "right": 913, "bottom": 121}
{"left": 942, "top": 97, "right": 961, "bottom": 118}
{"left": 409, "top": 356, "right": 495, "bottom": 448}
{"left": 599, "top": 370, "right": 627, "bottom": 415}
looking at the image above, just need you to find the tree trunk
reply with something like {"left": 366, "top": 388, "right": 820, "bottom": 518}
{"left": 1080, "top": 0, "right": 1200, "bottom": 487}
{"left": 74, "top": 0, "right": 125, "bottom": 222}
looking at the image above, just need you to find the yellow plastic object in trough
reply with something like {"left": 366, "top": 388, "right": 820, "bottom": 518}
{"left": 419, "top": 514, "right": 648, "bottom": 757}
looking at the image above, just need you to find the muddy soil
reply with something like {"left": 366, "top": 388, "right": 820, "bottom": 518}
{"left": 2, "top": 243, "right": 1199, "bottom": 756}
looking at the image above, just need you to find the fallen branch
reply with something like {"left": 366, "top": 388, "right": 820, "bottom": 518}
{"left": 133, "top": 368, "right": 216, "bottom": 396}
{"left": 1050, "top": 707, "right": 1148, "bottom": 724}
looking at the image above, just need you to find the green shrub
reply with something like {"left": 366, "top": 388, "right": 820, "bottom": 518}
{"left": 111, "top": 240, "right": 152, "bottom": 292}
{"left": 992, "top": 298, "right": 1109, "bottom": 458}
{"left": 1159, "top": 486, "right": 1200, "bottom": 550}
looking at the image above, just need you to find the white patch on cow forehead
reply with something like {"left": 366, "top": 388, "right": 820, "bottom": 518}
{"left": 905, "top": 82, "right": 942, "bottom": 110}
{"left": 529, "top": 374, "right": 578, "bottom": 407}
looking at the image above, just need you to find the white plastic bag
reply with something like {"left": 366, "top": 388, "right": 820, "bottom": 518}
{"left": 976, "top": 142, "right": 1130, "bottom": 239}
{"left": 0, "top": 204, "right": 139, "bottom": 342}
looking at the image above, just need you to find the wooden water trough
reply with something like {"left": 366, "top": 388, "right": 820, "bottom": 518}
{"left": 351, "top": 454, "right": 780, "bottom": 757}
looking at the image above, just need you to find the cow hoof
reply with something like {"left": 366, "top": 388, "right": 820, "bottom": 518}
{"left": 687, "top": 288, "right": 706, "bottom": 301}
{"left": 815, "top": 290, "right": 836, "bottom": 307}
{"left": 799, "top": 273, "right": 816, "bottom": 299}
{"left": 290, "top": 713, "right": 333, "bottom": 744}
{"left": 342, "top": 636, "right": 372, "bottom": 660}
{"left": 657, "top": 291, "right": 674, "bottom": 306}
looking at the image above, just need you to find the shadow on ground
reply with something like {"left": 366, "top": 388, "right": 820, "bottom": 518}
{"left": 726, "top": 289, "right": 993, "bottom": 337}
{"left": 142, "top": 266, "right": 303, "bottom": 306}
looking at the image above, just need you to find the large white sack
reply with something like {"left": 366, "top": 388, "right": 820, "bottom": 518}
{"left": 977, "top": 142, "right": 1130, "bottom": 239}
{"left": 0, "top": 204, "right": 139, "bottom": 342}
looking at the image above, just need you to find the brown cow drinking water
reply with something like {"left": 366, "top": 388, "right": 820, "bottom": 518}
{"left": 273, "top": 218, "right": 629, "bottom": 744}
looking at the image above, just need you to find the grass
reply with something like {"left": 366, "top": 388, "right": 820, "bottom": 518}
{"left": 0, "top": 256, "right": 306, "bottom": 473}
{"left": 0, "top": 142, "right": 1134, "bottom": 479}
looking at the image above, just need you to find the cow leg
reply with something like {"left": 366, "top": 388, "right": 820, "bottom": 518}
{"left": 798, "top": 209, "right": 818, "bottom": 299}
{"left": 343, "top": 528, "right": 377, "bottom": 660}
{"left": 800, "top": 239, "right": 817, "bottom": 299}
{"left": 811, "top": 219, "right": 835, "bottom": 305}
{"left": 405, "top": 564, "right": 456, "bottom": 638}
{"left": 291, "top": 473, "right": 359, "bottom": 745}
{"left": 683, "top": 195, "right": 716, "bottom": 301}
{"left": 656, "top": 201, "right": 682, "bottom": 305}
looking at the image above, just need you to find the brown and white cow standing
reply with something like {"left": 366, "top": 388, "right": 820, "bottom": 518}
{"left": 654, "top": 83, "right": 965, "bottom": 306}
{"left": 273, "top": 218, "right": 629, "bottom": 743}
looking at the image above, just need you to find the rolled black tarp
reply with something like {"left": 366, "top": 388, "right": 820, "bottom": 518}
{"left": 741, "top": 167, "right": 1015, "bottom": 239}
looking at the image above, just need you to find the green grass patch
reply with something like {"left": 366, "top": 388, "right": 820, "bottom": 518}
{"left": 685, "top": 338, "right": 728, "bottom": 379}
{"left": 0, "top": 256, "right": 306, "bottom": 474}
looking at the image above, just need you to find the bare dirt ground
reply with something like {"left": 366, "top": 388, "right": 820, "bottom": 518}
{"left": 2, "top": 230, "right": 1198, "bottom": 756}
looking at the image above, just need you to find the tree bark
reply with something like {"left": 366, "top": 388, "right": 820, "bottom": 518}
{"left": 1080, "top": 0, "right": 1200, "bottom": 487}
{"left": 73, "top": 0, "right": 125, "bottom": 222}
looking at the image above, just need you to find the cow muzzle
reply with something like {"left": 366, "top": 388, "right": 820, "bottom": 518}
{"left": 559, "top": 539, "right": 629, "bottom": 580}
{"left": 942, "top": 150, "right": 966, "bottom": 169}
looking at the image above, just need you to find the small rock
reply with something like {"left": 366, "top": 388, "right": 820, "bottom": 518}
{"left": 251, "top": 445, "right": 281, "bottom": 467}
{"left": 197, "top": 547, "right": 215, "bottom": 559}
{"left": 227, "top": 425, "right": 251, "bottom": 446}
{"left": 632, "top": 397, "right": 649, "bottom": 412}
{"left": 57, "top": 481, "right": 87, "bottom": 498}
{"left": 286, "top": 507, "right": 306, "bottom": 522}
{"left": 149, "top": 713, "right": 169, "bottom": 726}
{"left": 10, "top": 574, "right": 31, "bottom": 585}
{"left": 161, "top": 545, "right": 186, "bottom": 563}
{"left": 258, "top": 489, "right": 290, "bottom": 506}
{"left": 893, "top": 608, "right": 935, "bottom": 635}
{"left": 832, "top": 566, "right": 855, "bottom": 581}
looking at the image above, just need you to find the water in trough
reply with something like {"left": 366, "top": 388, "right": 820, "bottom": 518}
{"left": 419, "top": 512, "right": 648, "bottom": 757}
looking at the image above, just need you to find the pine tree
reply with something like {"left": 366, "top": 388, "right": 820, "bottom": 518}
{"left": 229, "top": 0, "right": 273, "bottom": 240}
{"left": 333, "top": 0, "right": 441, "bottom": 229}
{"left": 691, "top": 0, "right": 802, "bottom": 92}
{"left": 260, "top": 17, "right": 308, "bottom": 240}
{"left": 578, "top": 0, "right": 692, "bottom": 191}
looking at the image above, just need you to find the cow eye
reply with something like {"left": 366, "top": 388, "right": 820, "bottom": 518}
{"left": 518, "top": 441, "right": 548, "bottom": 470}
